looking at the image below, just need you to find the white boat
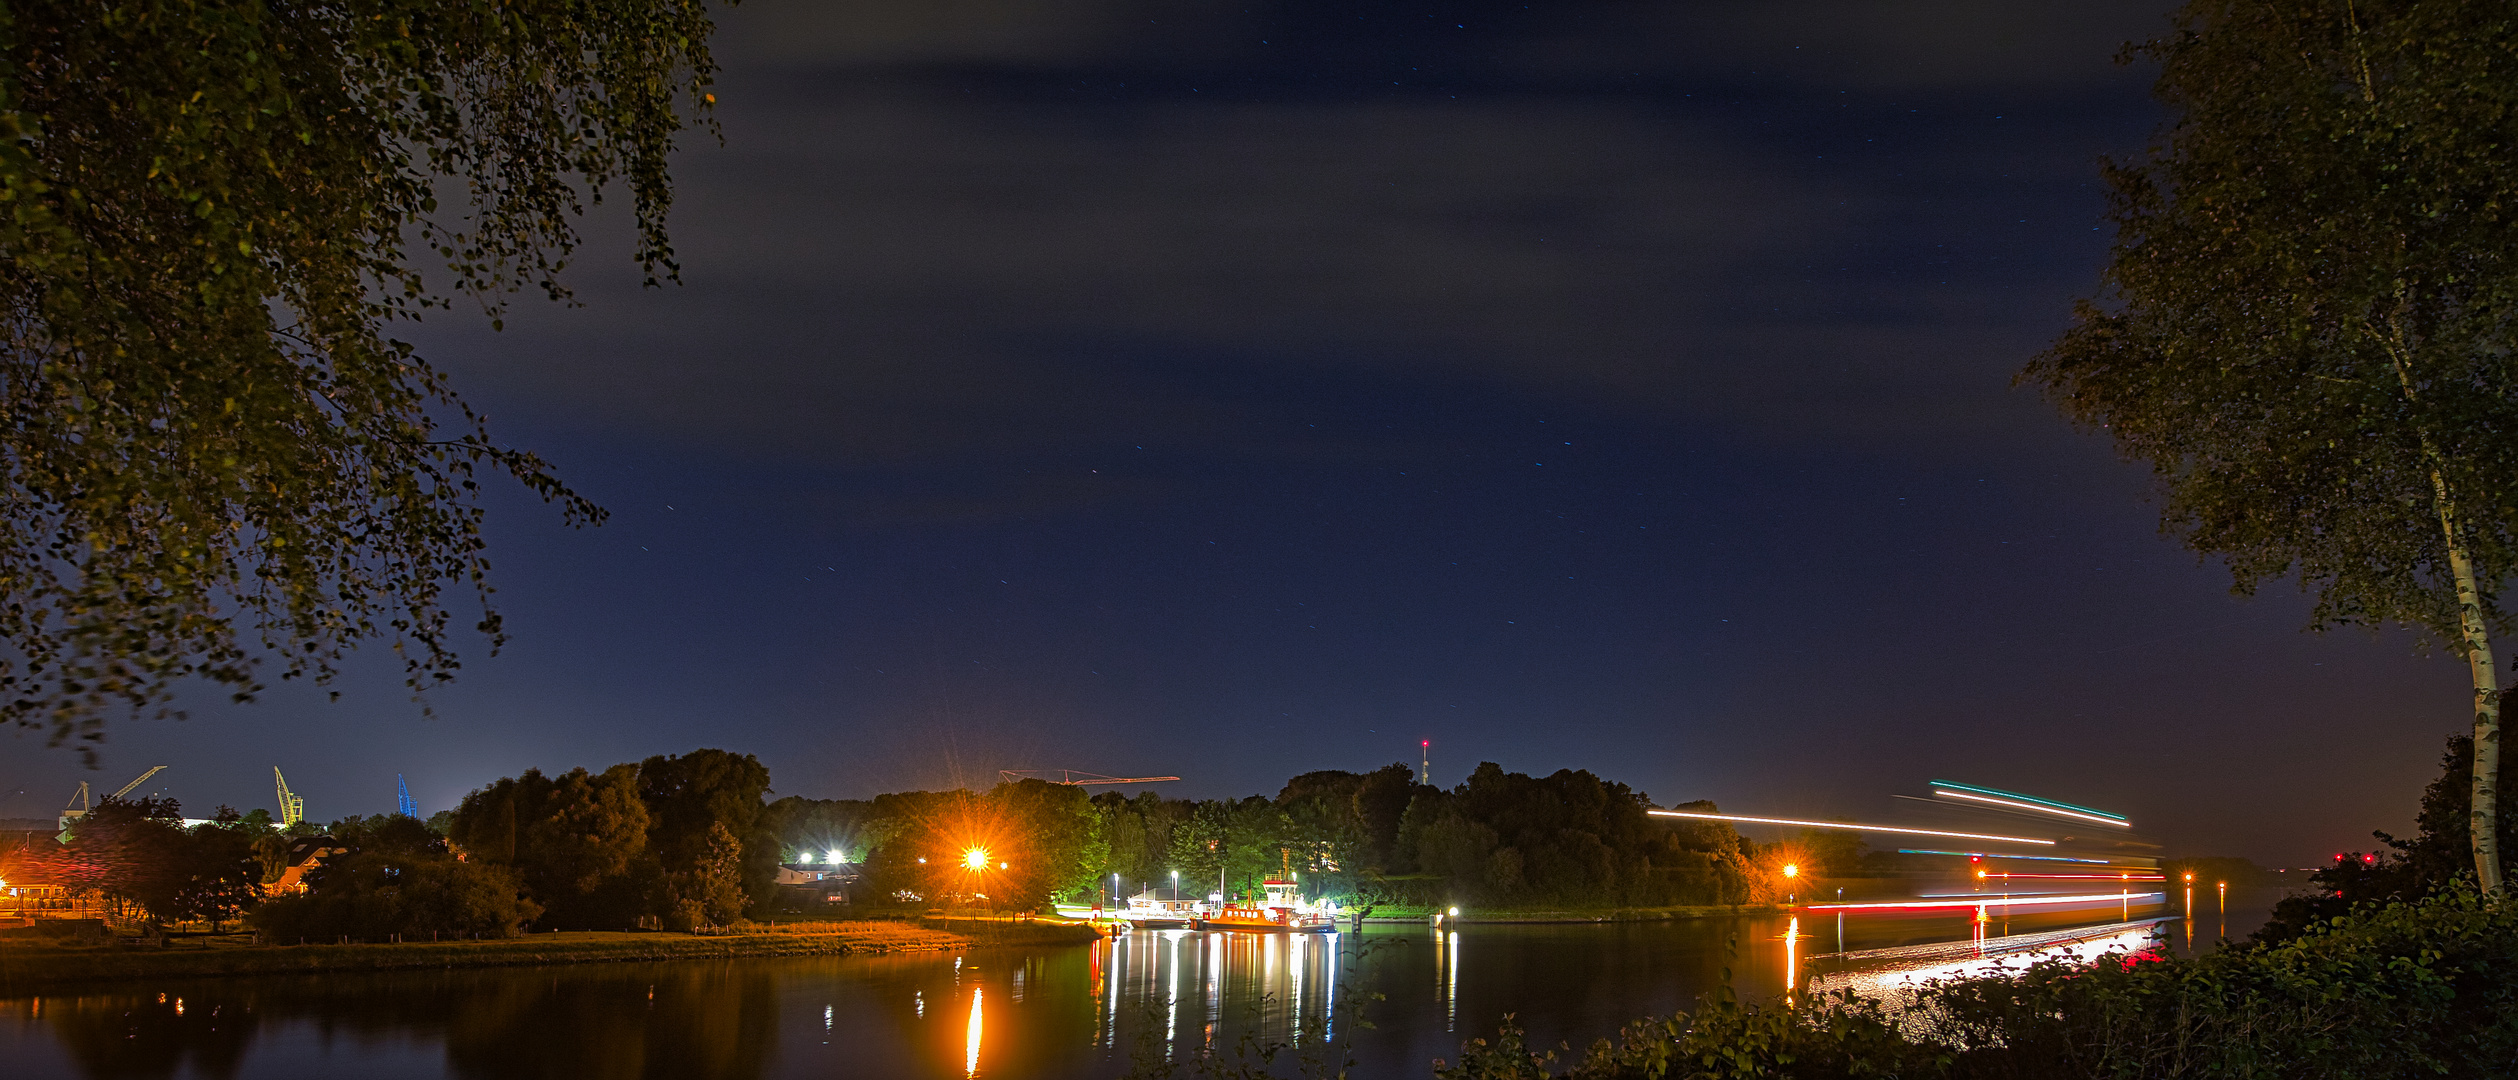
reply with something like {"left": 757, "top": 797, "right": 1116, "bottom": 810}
{"left": 1125, "top": 886, "right": 1201, "bottom": 929}
{"left": 1193, "top": 879, "right": 1337, "bottom": 933}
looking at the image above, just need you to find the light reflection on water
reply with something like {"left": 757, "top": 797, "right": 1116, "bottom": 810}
{"left": 0, "top": 895, "right": 2277, "bottom": 1080}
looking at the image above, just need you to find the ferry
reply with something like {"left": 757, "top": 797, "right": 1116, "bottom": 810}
{"left": 1124, "top": 886, "right": 1201, "bottom": 929}
{"left": 1193, "top": 879, "right": 1337, "bottom": 933}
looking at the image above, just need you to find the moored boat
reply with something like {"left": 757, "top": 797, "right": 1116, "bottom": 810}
{"left": 1193, "top": 879, "right": 1337, "bottom": 933}
{"left": 1125, "top": 886, "right": 1201, "bottom": 929}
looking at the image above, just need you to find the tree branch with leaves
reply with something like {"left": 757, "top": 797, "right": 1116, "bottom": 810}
{"left": 0, "top": 0, "right": 725, "bottom": 757}
{"left": 2026, "top": 0, "right": 2518, "bottom": 892}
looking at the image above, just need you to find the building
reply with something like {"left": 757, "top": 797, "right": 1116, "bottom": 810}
{"left": 774, "top": 861, "right": 862, "bottom": 905}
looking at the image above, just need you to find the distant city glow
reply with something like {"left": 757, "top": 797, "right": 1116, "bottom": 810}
{"left": 1650, "top": 810, "right": 2055, "bottom": 846}
{"left": 1928, "top": 781, "right": 2128, "bottom": 824}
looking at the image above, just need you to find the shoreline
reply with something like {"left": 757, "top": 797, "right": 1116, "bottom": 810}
{"left": 0, "top": 918, "right": 1103, "bottom": 992}
{"left": 0, "top": 905, "right": 1774, "bottom": 990}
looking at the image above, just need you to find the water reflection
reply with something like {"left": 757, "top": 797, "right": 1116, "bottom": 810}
{"left": 33, "top": 993, "right": 253, "bottom": 1080}
{"left": 20, "top": 911, "right": 2252, "bottom": 1080}
{"left": 1783, "top": 917, "right": 1798, "bottom": 1000}
{"left": 1089, "top": 928, "right": 1349, "bottom": 1058}
{"left": 964, "top": 986, "right": 983, "bottom": 1078}
{"left": 7, "top": 963, "right": 780, "bottom": 1080}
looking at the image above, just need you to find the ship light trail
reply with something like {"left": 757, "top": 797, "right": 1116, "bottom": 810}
{"left": 1987, "top": 873, "right": 2164, "bottom": 882}
{"left": 1648, "top": 810, "right": 2055, "bottom": 846}
{"left": 1809, "top": 892, "right": 2164, "bottom": 912}
{"left": 1929, "top": 781, "right": 2129, "bottom": 827}
{"left": 1899, "top": 849, "right": 2125, "bottom": 866}
{"left": 1933, "top": 789, "right": 2133, "bottom": 827}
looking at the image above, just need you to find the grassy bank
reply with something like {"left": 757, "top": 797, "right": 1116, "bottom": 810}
{"left": 0, "top": 921, "right": 981, "bottom": 991}
{"left": 918, "top": 913, "right": 1110, "bottom": 945}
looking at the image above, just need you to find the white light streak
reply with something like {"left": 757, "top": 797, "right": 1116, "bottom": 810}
{"left": 1934, "top": 789, "right": 2132, "bottom": 827}
{"left": 1647, "top": 810, "right": 2055, "bottom": 846}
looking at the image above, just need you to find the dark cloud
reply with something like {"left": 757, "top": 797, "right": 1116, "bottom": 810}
{"left": 0, "top": 1, "right": 2457, "bottom": 868}
{"left": 455, "top": 0, "right": 2161, "bottom": 470}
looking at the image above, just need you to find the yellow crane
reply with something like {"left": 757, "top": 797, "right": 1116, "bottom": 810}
{"left": 275, "top": 767, "right": 305, "bottom": 827}
{"left": 57, "top": 764, "right": 169, "bottom": 837}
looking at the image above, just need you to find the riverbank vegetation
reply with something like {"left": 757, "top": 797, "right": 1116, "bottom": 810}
{"left": 801, "top": 761, "right": 1844, "bottom": 915}
{"left": 2, "top": 751, "right": 1822, "bottom": 948}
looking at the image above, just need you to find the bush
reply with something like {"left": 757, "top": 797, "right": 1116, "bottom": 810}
{"left": 1435, "top": 886, "right": 2518, "bottom": 1079}
{"left": 250, "top": 854, "right": 541, "bottom": 942}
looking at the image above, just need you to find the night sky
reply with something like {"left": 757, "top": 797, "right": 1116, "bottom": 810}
{"left": 0, "top": 1, "right": 2471, "bottom": 863}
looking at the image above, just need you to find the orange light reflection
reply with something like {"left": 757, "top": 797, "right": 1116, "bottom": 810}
{"left": 964, "top": 986, "right": 983, "bottom": 1078}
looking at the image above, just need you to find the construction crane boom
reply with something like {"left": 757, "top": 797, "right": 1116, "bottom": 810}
{"left": 58, "top": 765, "right": 169, "bottom": 838}
{"left": 110, "top": 765, "right": 168, "bottom": 801}
{"left": 275, "top": 767, "right": 305, "bottom": 827}
{"left": 998, "top": 769, "right": 1181, "bottom": 787}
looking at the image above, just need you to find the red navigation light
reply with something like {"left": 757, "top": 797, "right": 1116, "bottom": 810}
{"left": 2362, "top": 853, "right": 2376, "bottom": 865}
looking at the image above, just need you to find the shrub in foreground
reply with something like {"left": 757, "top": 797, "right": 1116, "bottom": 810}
{"left": 1436, "top": 887, "right": 2517, "bottom": 1080}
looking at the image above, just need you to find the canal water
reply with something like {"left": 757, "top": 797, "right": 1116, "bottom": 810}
{"left": 0, "top": 890, "right": 2274, "bottom": 1080}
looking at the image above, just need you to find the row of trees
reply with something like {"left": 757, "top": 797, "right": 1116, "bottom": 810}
{"left": 4, "top": 799, "right": 269, "bottom": 929}
{"left": 443, "top": 749, "right": 775, "bottom": 931}
{"left": 770, "top": 762, "right": 1845, "bottom": 912}
{"left": 0, "top": 797, "right": 535, "bottom": 938}
{"left": 2, "top": 750, "right": 1839, "bottom": 941}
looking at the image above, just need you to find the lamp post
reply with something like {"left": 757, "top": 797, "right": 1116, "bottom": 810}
{"left": 962, "top": 847, "right": 992, "bottom": 915}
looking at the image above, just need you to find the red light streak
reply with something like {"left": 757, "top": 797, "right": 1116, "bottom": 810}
{"left": 1810, "top": 891, "right": 2165, "bottom": 912}
{"left": 1988, "top": 873, "right": 2165, "bottom": 881}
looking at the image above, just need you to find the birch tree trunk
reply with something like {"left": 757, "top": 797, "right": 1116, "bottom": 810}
{"left": 2432, "top": 484, "right": 2506, "bottom": 895}
{"left": 2395, "top": 332, "right": 2503, "bottom": 894}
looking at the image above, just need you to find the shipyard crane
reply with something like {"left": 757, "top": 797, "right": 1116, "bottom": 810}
{"left": 58, "top": 764, "right": 169, "bottom": 834}
{"left": 397, "top": 774, "right": 418, "bottom": 818}
{"left": 275, "top": 767, "right": 305, "bottom": 826}
{"left": 997, "top": 769, "right": 1180, "bottom": 787}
